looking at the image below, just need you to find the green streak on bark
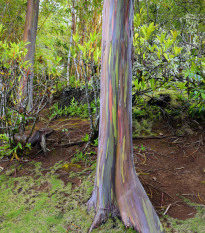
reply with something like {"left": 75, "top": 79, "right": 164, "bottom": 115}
{"left": 142, "top": 199, "right": 156, "bottom": 233}
{"left": 112, "top": 96, "right": 117, "bottom": 139}
{"left": 121, "top": 136, "right": 126, "bottom": 183}
{"left": 106, "top": 138, "right": 109, "bottom": 159}
{"left": 124, "top": 65, "right": 128, "bottom": 106}
{"left": 106, "top": 88, "right": 109, "bottom": 120}
{"left": 108, "top": 128, "right": 114, "bottom": 163}
{"left": 102, "top": 163, "right": 105, "bottom": 188}
{"left": 96, "top": 149, "right": 102, "bottom": 187}
{"left": 111, "top": 187, "right": 113, "bottom": 200}
{"left": 109, "top": 43, "right": 112, "bottom": 65}
{"left": 115, "top": 51, "right": 119, "bottom": 88}
{"left": 160, "top": 219, "right": 165, "bottom": 231}
{"left": 97, "top": 164, "right": 100, "bottom": 187}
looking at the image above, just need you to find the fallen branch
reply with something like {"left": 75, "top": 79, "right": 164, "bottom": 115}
{"left": 28, "top": 128, "right": 54, "bottom": 147}
{"left": 57, "top": 141, "right": 86, "bottom": 148}
{"left": 133, "top": 135, "right": 185, "bottom": 140}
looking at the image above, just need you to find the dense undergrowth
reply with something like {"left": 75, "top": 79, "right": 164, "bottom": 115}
{"left": 49, "top": 97, "right": 98, "bottom": 120}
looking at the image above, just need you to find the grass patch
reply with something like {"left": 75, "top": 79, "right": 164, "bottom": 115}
{"left": 1, "top": 161, "right": 204, "bottom": 232}
{"left": 0, "top": 162, "right": 134, "bottom": 233}
{"left": 165, "top": 198, "right": 205, "bottom": 233}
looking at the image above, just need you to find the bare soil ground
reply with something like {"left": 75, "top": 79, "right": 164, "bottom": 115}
{"left": 134, "top": 131, "right": 205, "bottom": 220}
{"left": 1, "top": 102, "right": 205, "bottom": 231}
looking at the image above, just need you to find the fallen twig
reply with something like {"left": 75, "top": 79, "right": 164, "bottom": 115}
{"left": 163, "top": 203, "right": 171, "bottom": 215}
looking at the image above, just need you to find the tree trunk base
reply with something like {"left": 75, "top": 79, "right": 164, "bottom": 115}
{"left": 88, "top": 208, "right": 108, "bottom": 233}
{"left": 88, "top": 205, "right": 120, "bottom": 233}
{"left": 87, "top": 190, "right": 120, "bottom": 232}
{"left": 86, "top": 190, "right": 97, "bottom": 213}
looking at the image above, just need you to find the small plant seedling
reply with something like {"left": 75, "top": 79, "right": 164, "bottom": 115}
{"left": 93, "top": 138, "right": 98, "bottom": 147}
{"left": 82, "top": 134, "right": 89, "bottom": 142}
{"left": 71, "top": 150, "right": 84, "bottom": 163}
{"left": 139, "top": 144, "right": 146, "bottom": 151}
{"left": 62, "top": 128, "right": 68, "bottom": 133}
{"left": 135, "top": 144, "right": 146, "bottom": 152}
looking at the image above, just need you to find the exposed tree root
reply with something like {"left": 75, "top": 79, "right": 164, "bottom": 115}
{"left": 115, "top": 171, "right": 165, "bottom": 233}
{"left": 88, "top": 205, "right": 120, "bottom": 233}
{"left": 88, "top": 208, "right": 108, "bottom": 233}
{"left": 86, "top": 190, "right": 97, "bottom": 213}
{"left": 87, "top": 189, "right": 121, "bottom": 232}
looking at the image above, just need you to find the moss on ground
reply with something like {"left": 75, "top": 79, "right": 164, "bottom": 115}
{"left": 0, "top": 161, "right": 204, "bottom": 232}
{"left": 165, "top": 200, "right": 205, "bottom": 233}
{"left": 0, "top": 161, "right": 135, "bottom": 233}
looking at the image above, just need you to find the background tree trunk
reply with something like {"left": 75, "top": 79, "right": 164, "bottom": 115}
{"left": 88, "top": 0, "right": 164, "bottom": 232}
{"left": 19, "top": 0, "right": 39, "bottom": 111}
{"left": 67, "top": 0, "right": 76, "bottom": 85}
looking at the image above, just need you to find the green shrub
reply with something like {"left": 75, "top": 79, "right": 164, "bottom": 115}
{"left": 49, "top": 97, "right": 98, "bottom": 120}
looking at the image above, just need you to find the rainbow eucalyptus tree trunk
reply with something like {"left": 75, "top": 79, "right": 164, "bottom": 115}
{"left": 19, "top": 0, "right": 39, "bottom": 111}
{"left": 67, "top": 0, "right": 76, "bottom": 85}
{"left": 87, "top": 1, "right": 164, "bottom": 232}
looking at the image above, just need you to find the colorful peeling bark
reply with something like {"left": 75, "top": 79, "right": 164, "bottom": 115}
{"left": 67, "top": 0, "right": 76, "bottom": 84}
{"left": 88, "top": 0, "right": 164, "bottom": 232}
{"left": 19, "top": 0, "right": 39, "bottom": 111}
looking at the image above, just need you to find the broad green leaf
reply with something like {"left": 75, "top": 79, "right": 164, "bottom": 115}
{"left": 170, "top": 30, "right": 178, "bottom": 41}
{"left": 150, "top": 78, "right": 155, "bottom": 91}
{"left": 164, "top": 53, "right": 169, "bottom": 61}
{"left": 201, "top": 93, "right": 205, "bottom": 99}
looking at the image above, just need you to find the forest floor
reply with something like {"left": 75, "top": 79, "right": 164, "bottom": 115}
{"left": 0, "top": 93, "right": 205, "bottom": 232}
